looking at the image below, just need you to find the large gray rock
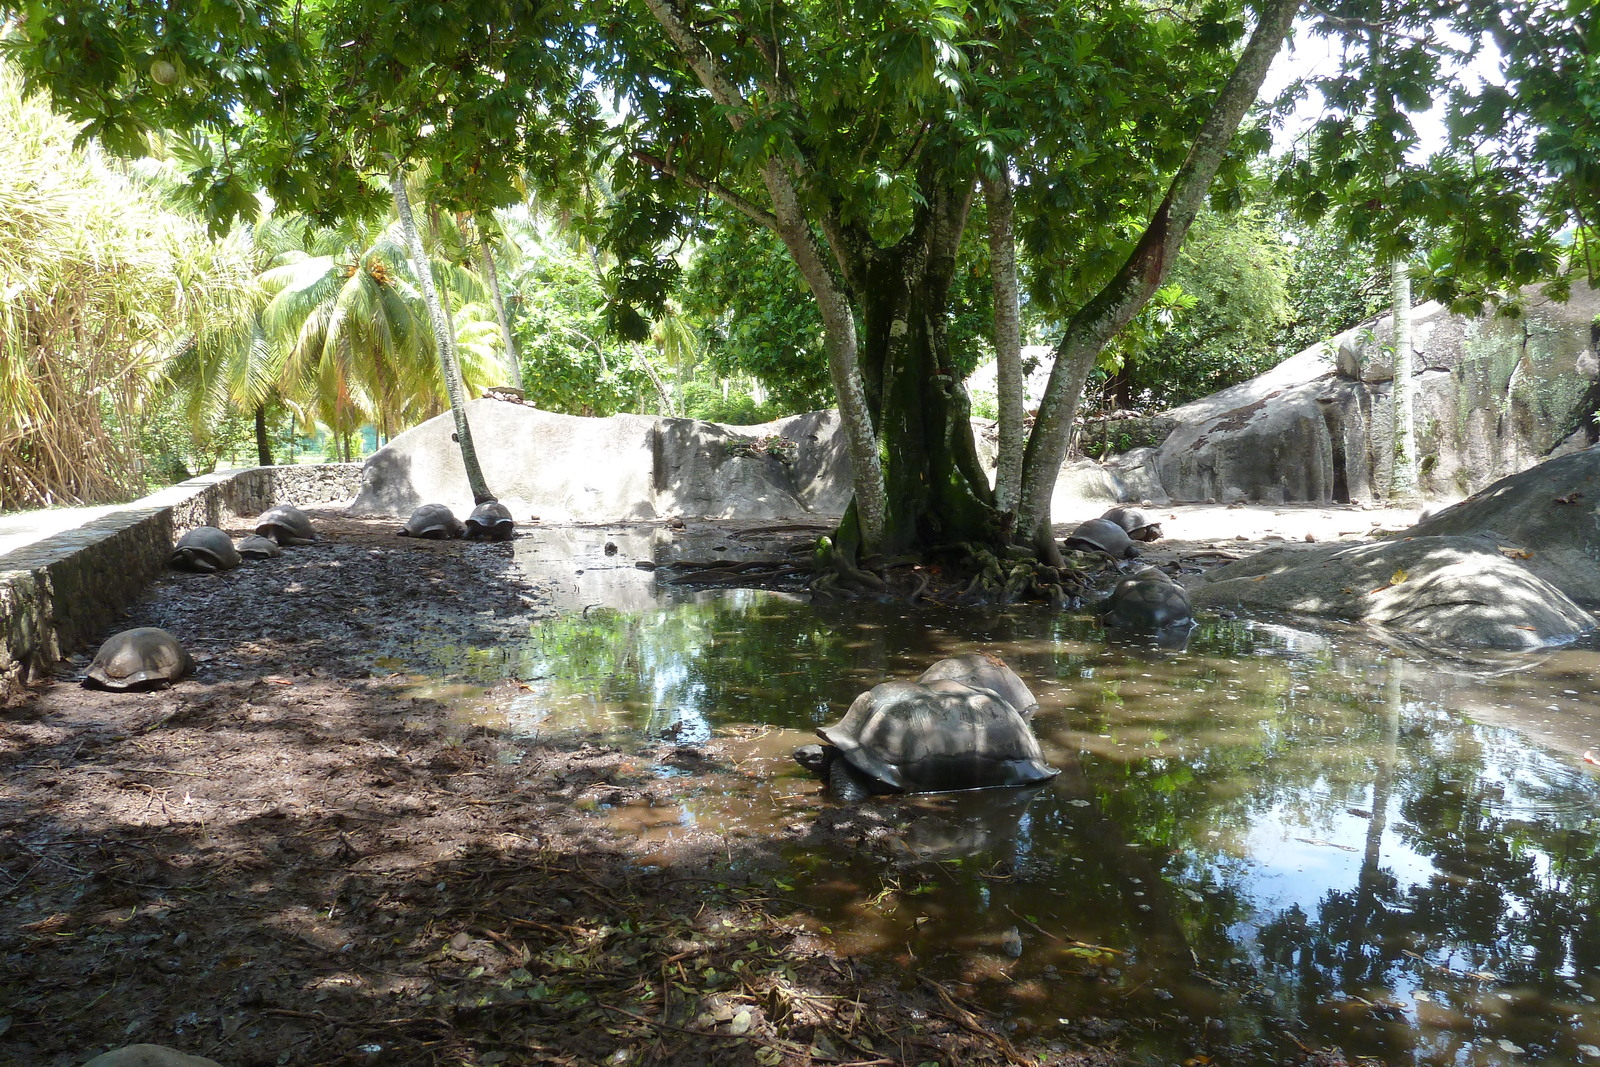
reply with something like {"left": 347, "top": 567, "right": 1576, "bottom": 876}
{"left": 353, "top": 399, "right": 1131, "bottom": 523}
{"left": 1187, "top": 532, "right": 1594, "bottom": 650}
{"left": 350, "top": 401, "right": 852, "bottom": 522}
{"left": 1406, "top": 446, "right": 1600, "bottom": 605}
{"left": 1145, "top": 280, "right": 1600, "bottom": 504}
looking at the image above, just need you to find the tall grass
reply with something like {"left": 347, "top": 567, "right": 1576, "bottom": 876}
{"left": 0, "top": 62, "right": 254, "bottom": 510}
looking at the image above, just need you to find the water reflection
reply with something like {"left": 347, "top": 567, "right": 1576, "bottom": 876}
{"left": 403, "top": 581, "right": 1600, "bottom": 1066}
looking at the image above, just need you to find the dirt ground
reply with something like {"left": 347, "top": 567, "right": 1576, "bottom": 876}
{"left": 0, "top": 505, "right": 1396, "bottom": 1067}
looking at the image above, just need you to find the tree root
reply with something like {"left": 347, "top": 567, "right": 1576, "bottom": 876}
{"left": 655, "top": 536, "right": 1118, "bottom": 609}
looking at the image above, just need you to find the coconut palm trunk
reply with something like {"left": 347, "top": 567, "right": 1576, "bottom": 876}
{"left": 254, "top": 404, "right": 273, "bottom": 466}
{"left": 475, "top": 217, "right": 523, "bottom": 388}
{"left": 389, "top": 168, "right": 495, "bottom": 505}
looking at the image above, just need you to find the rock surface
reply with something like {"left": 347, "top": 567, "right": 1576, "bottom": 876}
{"left": 1187, "top": 532, "right": 1594, "bottom": 649}
{"left": 1405, "top": 446, "right": 1600, "bottom": 605}
{"left": 352, "top": 399, "right": 1130, "bottom": 521}
{"left": 1138, "top": 280, "right": 1600, "bottom": 504}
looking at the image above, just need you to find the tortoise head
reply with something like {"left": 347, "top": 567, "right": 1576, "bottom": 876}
{"left": 793, "top": 744, "right": 832, "bottom": 777}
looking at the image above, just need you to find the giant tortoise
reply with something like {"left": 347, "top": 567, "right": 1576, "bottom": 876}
{"left": 83, "top": 628, "right": 195, "bottom": 691}
{"left": 1101, "top": 505, "right": 1164, "bottom": 543}
{"left": 169, "top": 527, "right": 241, "bottom": 573}
{"left": 794, "top": 678, "right": 1059, "bottom": 802}
{"left": 398, "top": 503, "right": 465, "bottom": 539}
{"left": 1099, "top": 565, "right": 1194, "bottom": 634}
{"left": 235, "top": 534, "right": 283, "bottom": 559}
{"left": 1062, "top": 517, "right": 1142, "bottom": 560}
{"left": 916, "top": 652, "right": 1039, "bottom": 717}
{"left": 255, "top": 505, "right": 318, "bottom": 545}
{"left": 465, "top": 500, "right": 515, "bottom": 541}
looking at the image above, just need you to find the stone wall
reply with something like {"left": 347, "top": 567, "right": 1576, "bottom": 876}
{"left": 0, "top": 464, "right": 360, "bottom": 705}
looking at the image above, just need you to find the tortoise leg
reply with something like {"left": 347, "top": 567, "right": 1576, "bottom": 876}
{"left": 827, "top": 758, "right": 876, "bottom": 804}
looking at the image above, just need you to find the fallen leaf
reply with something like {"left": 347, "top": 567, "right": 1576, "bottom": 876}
{"left": 1583, "top": 750, "right": 1598, "bottom": 766}
{"left": 729, "top": 1009, "right": 752, "bottom": 1034}
{"left": 1498, "top": 546, "right": 1533, "bottom": 559}
{"left": 1556, "top": 492, "right": 1583, "bottom": 504}
{"left": 1391, "top": 566, "right": 1408, "bottom": 585}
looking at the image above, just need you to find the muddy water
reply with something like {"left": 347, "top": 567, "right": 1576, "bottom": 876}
{"left": 398, "top": 530, "right": 1600, "bottom": 1066}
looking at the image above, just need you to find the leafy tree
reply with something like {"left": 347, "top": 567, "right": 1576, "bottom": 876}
{"left": 503, "top": 233, "right": 655, "bottom": 416}
{"left": 1278, "top": 218, "right": 1388, "bottom": 356}
{"left": 7, "top": 0, "right": 1591, "bottom": 578}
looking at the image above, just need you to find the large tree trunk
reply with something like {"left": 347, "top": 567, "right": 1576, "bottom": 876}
{"left": 640, "top": 0, "right": 889, "bottom": 552}
{"left": 253, "top": 404, "right": 273, "bottom": 467}
{"left": 1014, "top": 0, "right": 1302, "bottom": 545}
{"left": 390, "top": 168, "right": 496, "bottom": 505}
{"left": 983, "top": 170, "right": 1026, "bottom": 516}
{"left": 854, "top": 180, "right": 1000, "bottom": 555}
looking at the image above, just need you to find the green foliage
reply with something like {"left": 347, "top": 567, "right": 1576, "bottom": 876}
{"left": 507, "top": 239, "right": 653, "bottom": 417}
{"left": 677, "top": 384, "right": 784, "bottom": 426}
{"left": 1278, "top": 217, "right": 1389, "bottom": 357}
{"left": 680, "top": 227, "right": 832, "bottom": 413}
{"left": 137, "top": 388, "right": 253, "bottom": 486}
{"left": 1106, "top": 206, "right": 1294, "bottom": 408}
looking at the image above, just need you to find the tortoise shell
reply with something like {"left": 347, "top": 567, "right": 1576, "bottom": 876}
{"left": 464, "top": 500, "right": 515, "bottom": 541}
{"left": 236, "top": 534, "right": 283, "bottom": 559}
{"left": 1102, "top": 505, "right": 1163, "bottom": 542}
{"left": 1100, "top": 565, "right": 1193, "bottom": 632}
{"left": 399, "top": 503, "right": 465, "bottom": 539}
{"left": 1063, "top": 517, "right": 1141, "bottom": 559}
{"left": 170, "top": 527, "right": 241, "bottom": 573}
{"left": 83, "top": 627, "right": 195, "bottom": 691}
{"left": 817, "top": 679, "right": 1058, "bottom": 794}
{"left": 255, "top": 505, "right": 317, "bottom": 545}
{"left": 916, "top": 652, "right": 1039, "bottom": 717}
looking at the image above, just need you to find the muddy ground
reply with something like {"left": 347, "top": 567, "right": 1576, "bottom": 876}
{"left": 0, "top": 506, "right": 1396, "bottom": 1067}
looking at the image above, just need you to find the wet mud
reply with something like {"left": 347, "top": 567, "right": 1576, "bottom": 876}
{"left": 0, "top": 512, "right": 1156, "bottom": 1067}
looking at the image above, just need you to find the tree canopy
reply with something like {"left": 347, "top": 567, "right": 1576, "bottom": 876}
{"left": 4, "top": 0, "right": 1593, "bottom": 573}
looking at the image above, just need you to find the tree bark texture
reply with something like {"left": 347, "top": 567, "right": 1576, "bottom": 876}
{"left": 983, "top": 170, "right": 1026, "bottom": 515}
{"left": 254, "top": 404, "right": 273, "bottom": 467}
{"left": 1389, "top": 258, "right": 1417, "bottom": 500}
{"left": 389, "top": 168, "right": 496, "bottom": 505}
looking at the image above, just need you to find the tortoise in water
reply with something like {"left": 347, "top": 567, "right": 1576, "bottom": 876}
{"left": 83, "top": 627, "right": 195, "bottom": 691}
{"left": 465, "top": 500, "right": 515, "bottom": 541}
{"left": 794, "top": 678, "right": 1059, "bottom": 802}
{"left": 1101, "top": 505, "right": 1163, "bottom": 543}
{"left": 1062, "top": 517, "right": 1142, "bottom": 560}
{"left": 916, "top": 652, "right": 1039, "bottom": 717}
{"left": 1099, "top": 565, "right": 1193, "bottom": 633}
{"left": 255, "top": 504, "right": 318, "bottom": 545}
{"left": 398, "top": 503, "right": 465, "bottom": 539}
{"left": 236, "top": 534, "right": 283, "bottom": 559}
{"left": 169, "top": 527, "right": 241, "bottom": 572}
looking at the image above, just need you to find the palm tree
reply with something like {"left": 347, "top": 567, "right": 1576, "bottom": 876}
{"left": 257, "top": 208, "right": 505, "bottom": 463}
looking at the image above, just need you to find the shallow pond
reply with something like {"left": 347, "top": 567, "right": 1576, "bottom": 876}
{"left": 398, "top": 528, "right": 1600, "bottom": 1066}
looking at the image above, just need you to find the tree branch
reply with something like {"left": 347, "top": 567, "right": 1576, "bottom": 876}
{"left": 631, "top": 151, "right": 780, "bottom": 231}
{"left": 1016, "top": 0, "right": 1304, "bottom": 540}
{"left": 639, "top": 0, "right": 751, "bottom": 122}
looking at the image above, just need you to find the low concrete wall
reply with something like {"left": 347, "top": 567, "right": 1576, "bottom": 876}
{"left": 0, "top": 464, "right": 360, "bottom": 705}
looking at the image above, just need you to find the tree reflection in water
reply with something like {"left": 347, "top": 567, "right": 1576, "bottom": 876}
{"left": 407, "top": 586, "right": 1600, "bottom": 1065}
